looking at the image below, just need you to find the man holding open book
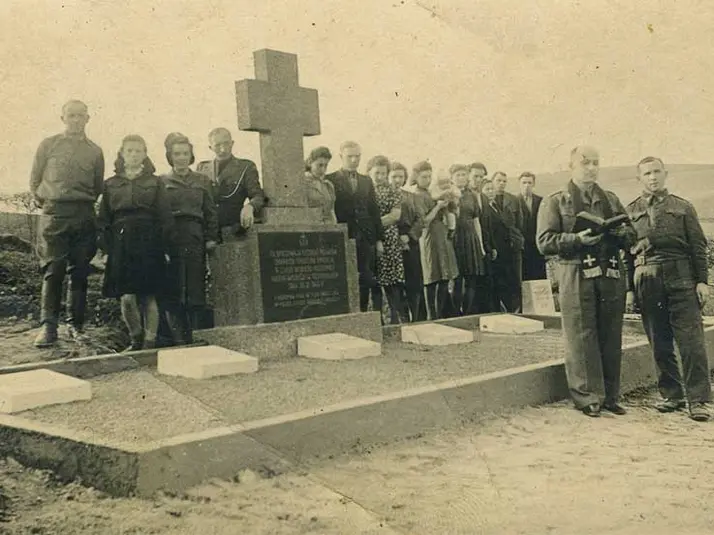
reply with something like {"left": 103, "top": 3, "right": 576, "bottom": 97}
{"left": 536, "top": 146, "right": 637, "bottom": 417}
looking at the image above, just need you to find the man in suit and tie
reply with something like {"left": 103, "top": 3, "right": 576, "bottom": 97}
{"left": 326, "top": 141, "right": 384, "bottom": 312}
{"left": 491, "top": 171, "right": 525, "bottom": 312}
{"left": 196, "top": 127, "right": 266, "bottom": 240}
{"left": 518, "top": 172, "right": 547, "bottom": 281}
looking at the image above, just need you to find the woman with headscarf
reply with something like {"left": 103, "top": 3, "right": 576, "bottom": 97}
{"left": 97, "top": 135, "right": 174, "bottom": 350}
{"left": 160, "top": 133, "right": 219, "bottom": 345}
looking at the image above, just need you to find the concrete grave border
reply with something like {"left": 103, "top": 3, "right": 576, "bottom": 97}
{"left": 3, "top": 324, "right": 713, "bottom": 498}
{"left": 0, "top": 312, "right": 645, "bottom": 380}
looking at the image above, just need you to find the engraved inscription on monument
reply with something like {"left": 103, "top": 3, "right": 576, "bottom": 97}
{"left": 259, "top": 231, "right": 349, "bottom": 323}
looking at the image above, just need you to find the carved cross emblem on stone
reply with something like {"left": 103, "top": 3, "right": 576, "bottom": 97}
{"left": 609, "top": 256, "right": 619, "bottom": 268}
{"left": 235, "top": 49, "right": 321, "bottom": 208}
{"left": 583, "top": 254, "right": 596, "bottom": 268}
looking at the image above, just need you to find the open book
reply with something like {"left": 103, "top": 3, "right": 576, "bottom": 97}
{"left": 573, "top": 212, "right": 629, "bottom": 235}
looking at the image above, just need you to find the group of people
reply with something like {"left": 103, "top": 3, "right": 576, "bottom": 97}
{"left": 537, "top": 145, "right": 711, "bottom": 422}
{"left": 30, "top": 100, "right": 265, "bottom": 350}
{"left": 27, "top": 100, "right": 711, "bottom": 422}
{"left": 303, "top": 141, "right": 549, "bottom": 325}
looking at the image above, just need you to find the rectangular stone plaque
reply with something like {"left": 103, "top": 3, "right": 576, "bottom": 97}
{"left": 521, "top": 279, "right": 557, "bottom": 315}
{"left": 258, "top": 230, "right": 349, "bottom": 323}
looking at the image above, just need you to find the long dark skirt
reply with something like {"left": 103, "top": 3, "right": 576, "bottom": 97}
{"left": 163, "top": 219, "right": 207, "bottom": 307}
{"left": 102, "top": 215, "right": 166, "bottom": 298}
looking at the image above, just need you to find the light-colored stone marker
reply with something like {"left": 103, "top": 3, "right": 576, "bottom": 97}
{"left": 0, "top": 369, "right": 92, "bottom": 414}
{"left": 479, "top": 314, "right": 544, "bottom": 334}
{"left": 401, "top": 323, "right": 474, "bottom": 346}
{"left": 297, "top": 333, "right": 382, "bottom": 360}
{"left": 157, "top": 346, "right": 258, "bottom": 379}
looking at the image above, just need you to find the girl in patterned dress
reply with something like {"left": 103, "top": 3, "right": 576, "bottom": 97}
{"left": 367, "top": 155, "right": 405, "bottom": 324}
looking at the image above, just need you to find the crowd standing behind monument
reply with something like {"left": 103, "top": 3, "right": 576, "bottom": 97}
{"left": 27, "top": 100, "right": 711, "bottom": 421}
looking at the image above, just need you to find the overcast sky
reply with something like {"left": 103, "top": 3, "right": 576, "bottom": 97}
{"left": 1, "top": 0, "right": 713, "bottom": 193}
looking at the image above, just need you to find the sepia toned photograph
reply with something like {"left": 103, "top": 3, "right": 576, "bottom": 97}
{"left": 1, "top": 0, "right": 713, "bottom": 533}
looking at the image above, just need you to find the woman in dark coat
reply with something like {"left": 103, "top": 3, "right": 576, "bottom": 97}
{"left": 98, "top": 135, "right": 173, "bottom": 350}
{"left": 451, "top": 164, "right": 489, "bottom": 315}
{"left": 160, "top": 134, "right": 219, "bottom": 345}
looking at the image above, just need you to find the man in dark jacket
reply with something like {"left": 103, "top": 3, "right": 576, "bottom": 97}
{"left": 491, "top": 171, "right": 525, "bottom": 312}
{"left": 625, "top": 156, "right": 711, "bottom": 422}
{"left": 196, "top": 127, "right": 265, "bottom": 240}
{"left": 326, "top": 141, "right": 384, "bottom": 312}
{"left": 518, "top": 172, "right": 547, "bottom": 280}
{"left": 30, "top": 100, "right": 105, "bottom": 347}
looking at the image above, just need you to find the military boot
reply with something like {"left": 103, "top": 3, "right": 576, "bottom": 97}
{"left": 34, "top": 277, "right": 62, "bottom": 348}
{"left": 66, "top": 279, "right": 89, "bottom": 342}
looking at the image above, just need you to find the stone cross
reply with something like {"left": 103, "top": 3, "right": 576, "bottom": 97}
{"left": 235, "top": 49, "right": 320, "bottom": 208}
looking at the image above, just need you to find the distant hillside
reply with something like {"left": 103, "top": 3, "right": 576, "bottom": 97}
{"left": 532, "top": 164, "right": 714, "bottom": 218}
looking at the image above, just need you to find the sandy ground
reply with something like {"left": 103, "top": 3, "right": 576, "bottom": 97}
{"left": 2, "top": 386, "right": 713, "bottom": 535}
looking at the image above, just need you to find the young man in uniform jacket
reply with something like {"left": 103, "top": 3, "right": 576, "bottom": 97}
{"left": 30, "top": 100, "right": 105, "bottom": 347}
{"left": 491, "top": 171, "right": 526, "bottom": 312}
{"left": 625, "top": 156, "right": 712, "bottom": 422}
{"left": 326, "top": 141, "right": 384, "bottom": 312}
{"left": 517, "top": 172, "right": 547, "bottom": 281}
{"left": 196, "top": 127, "right": 265, "bottom": 240}
{"left": 537, "top": 145, "right": 637, "bottom": 418}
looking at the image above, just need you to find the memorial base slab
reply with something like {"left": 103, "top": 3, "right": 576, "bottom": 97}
{"left": 157, "top": 346, "right": 259, "bottom": 379}
{"left": 297, "top": 333, "right": 382, "bottom": 360}
{"left": 401, "top": 323, "right": 474, "bottom": 346}
{"left": 0, "top": 370, "right": 92, "bottom": 413}
{"left": 480, "top": 314, "right": 545, "bottom": 334}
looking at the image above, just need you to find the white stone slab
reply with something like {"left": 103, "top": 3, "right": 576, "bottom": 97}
{"left": 521, "top": 279, "right": 557, "bottom": 315}
{"left": 157, "top": 345, "right": 258, "bottom": 379}
{"left": 401, "top": 323, "right": 474, "bottom": 346}
{"left": 479, "top": 314, "right": 544, "bottom": 334}
{"left": 297, "top": 333, "right": 382, "bottom": 360}
{"left": 0, "top": 369, "right": 92, "bottom": 414}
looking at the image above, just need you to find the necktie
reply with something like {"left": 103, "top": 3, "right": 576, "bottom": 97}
{"left": 496, "top": 194, "right": 504, "bottom": 211}
{"left": 349, "top": 172, "right": 358, "bottom": 192}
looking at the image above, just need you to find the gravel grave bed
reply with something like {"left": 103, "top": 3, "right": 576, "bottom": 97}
{"left": 15, "top": 329, "right": 647, "bottom": 445}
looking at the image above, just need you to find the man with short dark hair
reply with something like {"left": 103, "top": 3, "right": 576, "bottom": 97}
{"left": 490, "top": 171, "right": 525, "bottom": 312}
{"left": 625, "top": 156, "right": 712, "bottom": 422}
{"left": 30, "top": 100, "right": 105, "bottom": 347}
{"left": 537, "top": 145, "right": 636, "bottom": 417}
{"left": 196, "top": 127, "right": 265, "bottom": 240}
{"left": 518, "top": 171, "right": 547, "bottom": 280}
{"left": 326, "top": 141, "right": 384, "bottom": 312}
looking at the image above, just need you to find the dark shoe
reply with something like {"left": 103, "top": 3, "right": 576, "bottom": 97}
{"left": 67, "top": 324, "right": 89, "bottom": 343}
{"left": 602, "top": 402, "right": 627, "bottom": 415}
{"left": 122, "top": 336, "right": 144, "bottom": 353}
{"left": 581, "top": 403, "right": 601, "bottom": 417}
{"left": 689, "top": 402, "right": 711, "bottom": 422}
{"left": 655, "top": 398, "right": 686, "bottom": 413}
{"left": 33, "top": 323, "right": 58, "bottom": 348}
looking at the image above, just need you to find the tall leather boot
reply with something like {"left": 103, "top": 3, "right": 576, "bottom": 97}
{"left": 34, "top": 276, "right": 63, "bottom": 348}
{"left": 66, "top": 277, "right": 89, "bottom": 341}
